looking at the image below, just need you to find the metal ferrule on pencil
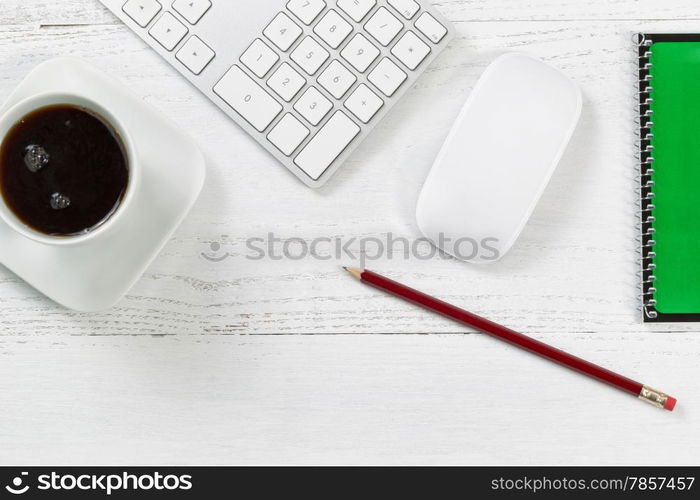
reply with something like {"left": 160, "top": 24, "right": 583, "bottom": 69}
{"left": 638, "top": 385, "right": 672, "bottom": 410}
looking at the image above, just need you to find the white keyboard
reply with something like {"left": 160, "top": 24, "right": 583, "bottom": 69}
{"left": 100, "top": 0, "right": 454, "bottom": 187}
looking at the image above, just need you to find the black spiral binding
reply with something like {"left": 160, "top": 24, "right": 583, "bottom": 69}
{"left": 636, "top": 33, "right": 700, "bottom": 322}
{"left": 637, "top": 34, "right": 657, "bottom": 321}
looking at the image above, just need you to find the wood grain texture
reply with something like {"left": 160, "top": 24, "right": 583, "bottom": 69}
{"left": 0, "top": 0, "right": 698, "bottom": 465}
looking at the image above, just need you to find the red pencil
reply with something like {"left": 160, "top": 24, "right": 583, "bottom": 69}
{"left": 344, "top": 267, "right": 677, "bottom": 411}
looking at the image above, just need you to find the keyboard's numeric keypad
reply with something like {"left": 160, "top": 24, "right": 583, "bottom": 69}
{"left": 231, "top": 0, "right": 450, "bottom": 180}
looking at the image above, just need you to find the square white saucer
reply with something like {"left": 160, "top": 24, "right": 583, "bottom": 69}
{"left": 0, "top": 58, "right": 206, "bottom": 311}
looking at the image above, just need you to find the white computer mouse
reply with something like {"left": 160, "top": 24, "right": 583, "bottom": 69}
{"left": 416, "top": 53, "right": 582, "bottom": 263}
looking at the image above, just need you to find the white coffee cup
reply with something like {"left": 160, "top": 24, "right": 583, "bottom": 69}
{"left": 0, "top": 92, "right": 138, "bottom": 246}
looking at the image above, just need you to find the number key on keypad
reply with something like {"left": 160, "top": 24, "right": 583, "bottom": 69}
{"left": 264, "top": 12, "right": 303, "bottom": 51}
{"left": 291, "top": 36, "right": 330, "bottom": 75}
{"left": 214, "top": 65, "right": 283, "bottom": 132}
{"left": 340, "top": 33, "right": 380, "bottom": 72}
{"left": 240, "top": 39, "right": 279, "bottom": 78}
{"left": 294, "top": 86, "right": 333, "bottom": 126}
{"left": 267, "top": 62, "right": 306, "bottom": 102}
{"left": 318, "top": 60, "right": 357, "bottom": 99}
{"left": 287, "top": 0, "right": 326, "bottom": 25}
{"left": 314, "top": 10, "right": 353, "bottom": 49}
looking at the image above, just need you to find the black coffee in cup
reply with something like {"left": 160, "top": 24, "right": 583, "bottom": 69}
{"left": 0, "top": 104, "right": 129, "bottom": 236}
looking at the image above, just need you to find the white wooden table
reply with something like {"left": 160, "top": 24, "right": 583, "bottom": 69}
{"left": 1, "top": 0, "right": 699, "bottom": 465}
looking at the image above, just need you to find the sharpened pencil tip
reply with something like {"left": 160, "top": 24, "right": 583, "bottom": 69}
{"left": 344, "top": 267, "right": 363, "bottom": 280}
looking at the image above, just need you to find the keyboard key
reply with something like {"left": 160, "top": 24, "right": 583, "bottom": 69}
{"left": 387, "top": 0, "right": 419, "bottom": 20}
{"left": 291, "top": 36, "right": 330, "bottom": 75}
{"left": 263, "top": 12, "right": 303, "bottom": 52}
{"left": 368, "top": 57, "right": 407, "bottom": 97}
{"left": 268, "top": 113, "right": 310, "bottom": 156}
{"left": 415, "top": 12, "right": 448, "bottom": 43}
{"left": 176, "top": 35, "right": 215, "bottom": 74}
{"left": 391, "top": 31, "right": 430, "bottom": 70}
{"left": 267, "top": 62, "right": 306, "bottom": 102}
{"left": 149, "top": 12, "right": 187, "bottom": 51}
{"left": 313, "top": 10, "right": 352, "bottom": 49}
{"left": 287, "top": 0, "right": 326, "bottom": 25}
{"left": 294, "top": 111, "right": 360, "bottom": 180}
{"left": 294, "top": 87, "right": 333, "bottom": 126}
{"left": 340, "top": 33, "right": 380, "bottom": 72}
{"left": 214, "top": 65, "right": 283, "bottom": 132}
{"left": 240, "top": 39, "right": 279, "bottom": 78}
{"left": 318, "top": 60, "right": 356, "bottom": 99}
{"left": 172, "top": 0, "right": 211, "bottom": 25}
{"left": 337, "top": 0, "right": 376, "bottom": 22}
{"left": 122, "top": 0, "right": 161, "bottom": 28}
{"left": 345, "top": 83, "right": 383, "bottom": 123}
{"left": 365, "top": 7, "right": 403, "bottom": 47}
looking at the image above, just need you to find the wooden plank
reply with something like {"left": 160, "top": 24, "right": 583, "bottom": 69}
{"left": 0, "top": 1, "right": 114, "bottom": 26}
{"left": 440, "top": 0, "right": 700, "bottom": 22}
{"left": 0, "top": 334, "right": 695, "bottom": 464}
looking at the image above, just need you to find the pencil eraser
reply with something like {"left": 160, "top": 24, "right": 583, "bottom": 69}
{"left": 664, "top": 396, "right": 677, "bottom": 411}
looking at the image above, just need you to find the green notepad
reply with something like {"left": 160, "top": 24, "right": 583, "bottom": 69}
{"left": 640, "top": 34, "right": 700, "bottom": 322}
